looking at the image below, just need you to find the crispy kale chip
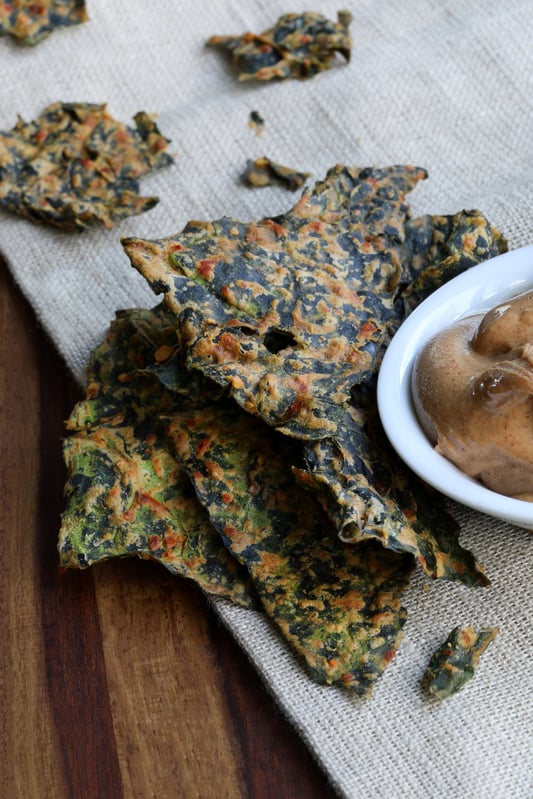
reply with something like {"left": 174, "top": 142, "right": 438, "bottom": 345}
{"left": 122, "top": 165, "right": 504, "bottom": 585}
{"left": 207, "top": 10, "right": 353, "bottom": 81}
{"left": 167, "top": 403, "right": 414, "bottom": 694}
{"left": 423, "top": 626, "right": 499, "bottom": 699}
{"left": 0, "top": 102, "right": 173, "bottom": 230}
{"left": 60, "top": 306, "right": 256, "bottom": 609}
{"left": 0, "top": 0, "right": 88, "bottom": 46}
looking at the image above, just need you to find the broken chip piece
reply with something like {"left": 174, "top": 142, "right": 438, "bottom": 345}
{"left": 242, "top": 156, "right": 311, "bottom": 190}
{"left": 207, "top": 10, "right": 353, "bottom": 81}
{"left": 248, "top": 110, "right": 264, "bottom": 136}
{"left": 0, "top": 0, "right": 88, "bottom": 45}
{"left": 59, "top": 306, "right": 257, "bottom": 609}
{"left": 167, "top": 403, "right": 414, "bottom": 694}
{"left": 122, "top": 165, "right": 430, "bottom": 440}
{"left": 423, "top": 626, "right": 499, "bottom": 699}
{"left": 0, "top": 101, "right": 173, "bottom": 230}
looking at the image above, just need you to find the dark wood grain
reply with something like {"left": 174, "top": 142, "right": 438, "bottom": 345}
{"left": 39, "top": 381, "right": 125, "bottom": 797}
{"left": 0, "top": 261, "right": 335, "bottom": 799}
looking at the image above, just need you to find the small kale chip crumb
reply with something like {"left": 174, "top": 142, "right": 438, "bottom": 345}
{"left": 423, "top": 626, "right": 499, "bottom": 699}
{"left": 248, "top": 110, "right": 265, "bottom": 136}
{"left": 242, "top": 156, "right": 311, "bottom": 190}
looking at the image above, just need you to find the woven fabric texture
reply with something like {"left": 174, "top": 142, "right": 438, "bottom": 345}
{"left": 0, "top": 2, "right": 531, "bottom": 797}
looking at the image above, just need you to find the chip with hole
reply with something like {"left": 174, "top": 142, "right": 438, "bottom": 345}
{"left": 122, "top": 167, "right": 505, "bottom": 442}
{"left": 123, "top": 164, "right": 430, "bottom": 439}
{"left": 122, "top": 166, "right": 505, "bottom": 586}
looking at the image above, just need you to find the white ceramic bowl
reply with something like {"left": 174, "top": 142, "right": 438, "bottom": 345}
{"left": 377, "top": 243, "right": 533, "bottom": 530}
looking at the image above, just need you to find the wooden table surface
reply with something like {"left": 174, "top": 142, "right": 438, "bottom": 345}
{"left": 0, "top": 262, "right": 334, "bottom": 799}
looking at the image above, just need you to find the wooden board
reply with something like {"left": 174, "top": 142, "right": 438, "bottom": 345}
{"left": 0, "top": 262, "right": 333, "bottom": 798}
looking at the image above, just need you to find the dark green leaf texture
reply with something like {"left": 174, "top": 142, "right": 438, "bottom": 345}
{"left": 0, "top": 102, "right": 173, "bottom": 230}
{"left": 0, "top": 0, "right": 88, "bottom": 46}
{"left": 207, "top": 10, "right": 353, "bottom": 81}
{"left": 296, "top": 396, "right": 489, "bottom": 586}
{"left": 167, "top": 404, "right": 414, "bottom": 695}
{"left": 60, "top": 307, "right": 256, "bottom": 609}
{"left": 423, "top": 626, "right": 498, "bottom": 699}
{"left": 123, "top": 164, "right": 430, "bottom": 439}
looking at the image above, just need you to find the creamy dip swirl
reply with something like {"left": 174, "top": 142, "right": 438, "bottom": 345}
{"left": 412, "top": 290, "right": 533, "bottom": 500}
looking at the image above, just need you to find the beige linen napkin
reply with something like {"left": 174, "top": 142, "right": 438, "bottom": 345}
{"left": 1, "top": 2, "right": 531, "bottom": 797}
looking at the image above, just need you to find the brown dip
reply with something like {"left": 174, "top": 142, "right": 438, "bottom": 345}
{"left": 412, "top": 290, "right": 533, "bottom": 500}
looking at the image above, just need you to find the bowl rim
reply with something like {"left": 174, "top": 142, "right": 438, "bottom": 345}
{"left": 377, "top": 243, "right": 533, "bottom": 529}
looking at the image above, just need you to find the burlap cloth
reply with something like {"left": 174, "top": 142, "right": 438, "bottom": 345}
{"left": 1, "top": 2, "right": 531, "bottom": 796}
